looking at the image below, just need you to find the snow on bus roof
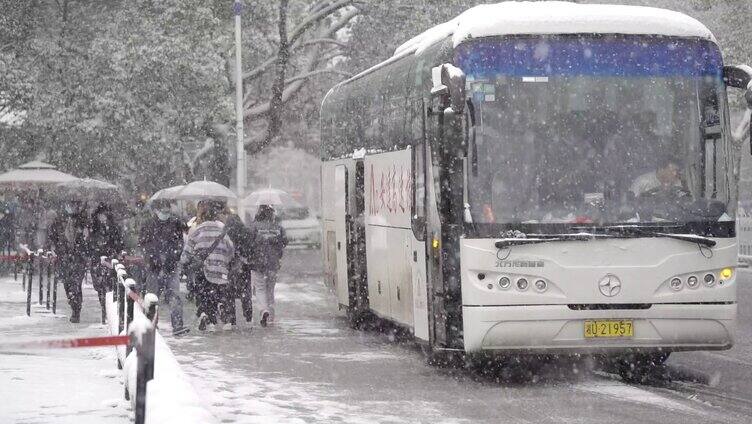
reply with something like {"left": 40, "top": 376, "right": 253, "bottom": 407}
{"left": 393, "top": 1, "right": 716, "bottom": 57}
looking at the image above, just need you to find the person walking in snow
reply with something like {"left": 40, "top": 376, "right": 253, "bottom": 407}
{"left": 139, "top": 199, "right": 189, "bottom": 335}
{"left": 47, "top": 200, "right": 90, "bottom": 323}
{"left": 249, "top": 204, "right": 287, "bottom": 327}
{"left": 180, "top": 200, "right": 235, "bottom": 331}
{"left": 88, "top": 203, "right": 125, "bottom": 324}
{"left": 222, "top": 208, "right": 256, "bottom": 324}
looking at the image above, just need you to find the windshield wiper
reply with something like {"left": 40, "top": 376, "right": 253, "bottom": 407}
{"left": 580, "top": 225, "right": 717, "bottom": 248}
{"left": 494, "top": 233, "right": 597, "bottom": 248}
{"left": 495, "top": 227, "right": 717, "bottom": 249}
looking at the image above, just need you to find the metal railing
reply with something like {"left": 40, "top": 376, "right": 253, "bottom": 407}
{"left": 16, "top": 244, "right": 57, "bottom": 317}
{"left": 101, "top": 255, "right": 157, "bottom": 424}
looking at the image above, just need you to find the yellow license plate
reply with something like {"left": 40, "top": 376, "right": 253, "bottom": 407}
{"left": 584, "top": 320, "right": 634, "bottom": 338}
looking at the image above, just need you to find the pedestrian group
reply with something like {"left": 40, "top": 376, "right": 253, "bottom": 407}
{"left": 43, "top": 197, "right": 287, "bottom": 334}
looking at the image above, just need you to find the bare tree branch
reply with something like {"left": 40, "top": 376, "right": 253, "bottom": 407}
{"left": 301, "top": 38, "right": 347, "bottom": 49}
{"left": 287, "top": 0, "right": 355, "bottom": 46}
{"left": 285, "top": 68, "right": 352, "bottom": 85}
{"left": 241, "top": 56, "right": 276, "bottom": 83}
{"left": 242, "top": 6, "right": 359, "bottom": 119}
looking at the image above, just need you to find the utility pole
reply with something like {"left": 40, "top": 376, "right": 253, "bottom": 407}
{"left": 234, "top": 0, "right": 247, "bottom": 222}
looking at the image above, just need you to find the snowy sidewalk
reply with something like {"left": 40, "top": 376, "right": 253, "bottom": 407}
{"left": 0, "top": 274, "right": 130, "bottom": 423}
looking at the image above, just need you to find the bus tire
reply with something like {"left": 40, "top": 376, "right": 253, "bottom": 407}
{"left": 345, "top": 307, "right": 372, "bottom": 330}
{"left": 422, "top": 346, "right": 464, "bottom": 368}
{"left": 616, "top": 352, "right": 670, "bottom": 383}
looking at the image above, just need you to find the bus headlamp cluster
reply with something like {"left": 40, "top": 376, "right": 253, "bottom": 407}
{"left": 667, "top": 268, "right": 733, "bottom": 291}
{"left": 495, "top": 275, "right": 549, "bottom": 293}
{"left": 498, "top": 276, "right": 511, "bottom": 289}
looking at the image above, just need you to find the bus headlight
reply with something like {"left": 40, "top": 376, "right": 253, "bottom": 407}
{"left": 704, "top": 273, "right": 716, "bottom": 287}
{"left": 720, "top": 267, "right": 733, "bottom": 280}
{"left": 516, "top": 278, "right": 529, "bottom": 291}
{"left": 686, "top": 275, "right": 699, "bottom": 289}
{"left": 669, "top": 278, "right": 683, "bottom": 291}
{"left": 534, "top": 279, "right": 548, "bottom": 292}
{"left": 498, "top": 276, "right": 511, "bottom": 289}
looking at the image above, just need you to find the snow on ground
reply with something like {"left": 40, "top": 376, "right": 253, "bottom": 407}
{"left": 0, "top": 275, "right": 130, "bottom": 423}
{"left": 164, "top": 262, "right": 466, "bottom": 424}
{"left": 162, "top": 250, "right": 751, "bottom": 424}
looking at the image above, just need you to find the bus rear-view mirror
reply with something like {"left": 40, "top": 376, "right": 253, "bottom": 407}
{"left": 723, "top": 65, "right": 752, "bottom": 107}
{"left": 723, "top": 65, "right": 752, "bottom": 155}
{"left": 431, "top": 64, "right": 466, "bottom": 116}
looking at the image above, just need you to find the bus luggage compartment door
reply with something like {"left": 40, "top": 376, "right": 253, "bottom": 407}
{"left": 334, "top": 164, "right": 350, "bottom": 307}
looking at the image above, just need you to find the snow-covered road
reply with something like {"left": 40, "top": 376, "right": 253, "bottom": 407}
{"left": 0, "top": 276, "right": 130, "bottom": 423}
{"left": 164, "top": 250, "right": 752, "bottom": 424}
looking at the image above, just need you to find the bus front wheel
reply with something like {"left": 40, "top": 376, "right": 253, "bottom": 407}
{"left": 616, "top": 352, "right": 671, "bottom": 383}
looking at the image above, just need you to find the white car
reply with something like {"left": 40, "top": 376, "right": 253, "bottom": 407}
{"left": 277, "top": 207, "right": 321, "bottom": 248}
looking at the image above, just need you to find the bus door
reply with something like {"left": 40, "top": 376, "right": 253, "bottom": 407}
{"left": 425, "top": 95, "right": 449, "bottom": 347}
{"left": 334, "top": 164, "right": 349, "bottom": 307}
{"left": 411, "top": 139, "right": 430, "bottom": 342}
{"left": 350, "top": 160, "right": 369, "bottom": 316}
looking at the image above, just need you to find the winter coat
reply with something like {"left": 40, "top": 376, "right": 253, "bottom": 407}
{"left": 89, "top": 219, "right": 125, "bottom": 260}
{"left": 138, "top": 214, "right": 187, "bottom": 273}
{"left": 180, "top": 220, "right": 235, "bottom": 285}
{"left": 224, "top": 213, "right": 255, "bottom": 260}
{"left": 249, "top": 218, "right": 287, "bottom": 273}
{"left": 48, "top": 212, "right": 90, "bottom": 260}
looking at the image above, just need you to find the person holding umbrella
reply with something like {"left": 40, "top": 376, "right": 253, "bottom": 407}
{"left": 47, "top": 200, "right": 90, "bottom": 323}
{"left": 249, "top": 204, "right": 287, "bottom": 327}
{"left": 88, "top": 203, "right": 125, "bottom": 324}
{"left": 180, "top": 199, "right": 235, "bottom": 330}
{"left": 139, "top": 199, "right": 189, "bottom": 335}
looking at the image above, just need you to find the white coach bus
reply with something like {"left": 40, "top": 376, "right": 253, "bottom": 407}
{"left": 320, "top": 2, "right": 752, "bottom": 373}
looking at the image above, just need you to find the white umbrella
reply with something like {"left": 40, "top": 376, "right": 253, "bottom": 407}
{"left": 54, "top": 178, "right": 124, "bottom": 205}
{"left": 148, "top": 184, "right": 186, "bottom": 203}
{"left": 243, "top": 188, "right": 300, "bottom": 208}
{"left": 174, "top": 180, "right": 237, "bottom": 201}
{"left": 0, "top": 161, "right": 79, "bottom": 188}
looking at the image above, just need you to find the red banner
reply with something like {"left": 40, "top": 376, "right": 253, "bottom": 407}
{"left": 0, "top": 335, "right": 130, "bottom": 350}
{"left": 0, "top": 254, "right": 24, "bottom": 262}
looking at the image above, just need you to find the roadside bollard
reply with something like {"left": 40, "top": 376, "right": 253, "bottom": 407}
{"left": 37, "top": 251, "right": 44, "bottom": 306}
{"left": 110, "top": 259, "right": 120, "bottom": 302}
{"left": 143, "top": 293, "right": 158, "bottom": 381}
{"left": 25, "top": 254, "right": 33, "bottom": 317}
{"left": 13, "top": 251, "right": 18, "bottom": 281}
{"left": 45, "top": 254, "right": 52, "bottom": 310}
{"left": 132, "top": 293, "right": 159, "bottom": 424}
{"left": 124, "top": 278, "right": 137, "bottom": 357}
{"left": 21, "top": 256, "right": 26, "bottom": 291}
{"left": 131, "top": 315, "right": 154, "bottom": 424}
{"left": 116, "top": 265, "right": 127, "bottom": 335}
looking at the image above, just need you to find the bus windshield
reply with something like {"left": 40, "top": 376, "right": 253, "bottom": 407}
{"left": 456, "top": 36, "right": 736, "bottom": 234}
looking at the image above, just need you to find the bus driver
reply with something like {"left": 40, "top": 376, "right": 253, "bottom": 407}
{"left": 630, "top": 155, "right": 684, "bottom": 197}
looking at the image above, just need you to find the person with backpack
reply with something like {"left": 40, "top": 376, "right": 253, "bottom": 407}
{"left": 249, "top": 204, "right": 287, "bottom": 327}
{"left": 89, "top": 203, "right": 125, "bottom": 324}
{"left": 181, "top": 199, "right": 235, "bottom": 331}
{"left": 139, "top": 199, "right": 188, "bottom": 335}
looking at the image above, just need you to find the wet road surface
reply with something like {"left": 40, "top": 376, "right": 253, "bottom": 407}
{"left": 165, "top": 249, "right": 752, "bottom": 423}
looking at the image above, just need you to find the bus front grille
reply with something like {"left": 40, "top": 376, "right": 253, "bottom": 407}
{"left": 568, "top": 304, "right": 652, "bottom": 310}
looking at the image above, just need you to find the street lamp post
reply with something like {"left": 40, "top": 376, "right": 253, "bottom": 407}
{"left": 234, "top": 0, "right": 246, "bottom": 222}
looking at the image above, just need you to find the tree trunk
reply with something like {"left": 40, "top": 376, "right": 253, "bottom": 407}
{"left": 260, "top": 0, "right": 290, "bottom": 151}
{"left": 207, "top": 123, "right": 230, "bottom": 186}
